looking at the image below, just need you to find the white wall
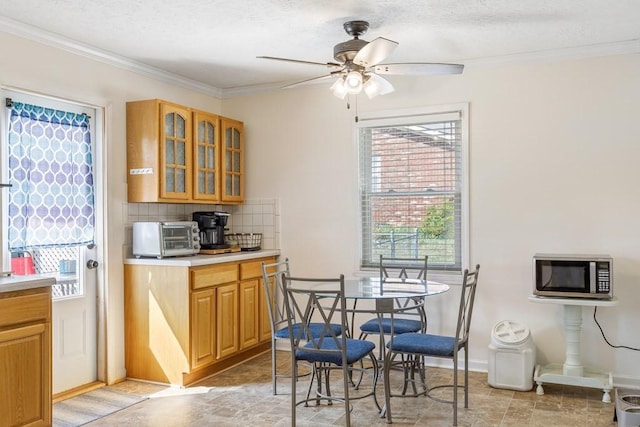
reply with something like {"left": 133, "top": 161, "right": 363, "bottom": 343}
{"left": 3, "top": 28, "right": 640, "bottom": 386}
{"left": 224, "top": 54, "right": 640, "bottom": 385}
{"left": 0, "top": 31, "right": 223, "bottom": 384}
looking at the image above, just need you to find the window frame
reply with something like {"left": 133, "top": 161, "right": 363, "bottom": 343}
{"left": 355, "top": 103, "right": 470, "bottom": 282}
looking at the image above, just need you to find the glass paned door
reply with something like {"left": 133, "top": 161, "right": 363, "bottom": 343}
{"left": 221, "top": 118, "right": 243, "bottom": 202}
{"left": 193, "top": 111, "right": 220, "bottom": 201}
{"left": 160, "top": 103, "right": 191, "bottom": 200}
{"left": 3, "top": 91, "right": 102, "bottom": 395}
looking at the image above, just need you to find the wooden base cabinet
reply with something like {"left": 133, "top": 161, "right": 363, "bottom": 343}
{"left": 259, "top": 278, "right": 274, "bottom": 342}
{"left": 190, "top": 288, "right": 216, "bottom": 370}
{"left": 125, "top": 256, "right": 275, "bottom": 386}
{"left": 239, "top": 279, "right": 259, "bottom": 350}
{"left": 0, "top": 286, "right": 52, "bottom": 427}
{"left": 216, "top": 283, "right": 239, "bottom": 359}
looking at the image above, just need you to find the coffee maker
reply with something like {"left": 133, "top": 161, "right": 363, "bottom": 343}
{"left": 192, "top": 211, "right": 230, "bottom": 249}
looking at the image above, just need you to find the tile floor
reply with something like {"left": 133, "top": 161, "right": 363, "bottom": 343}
{"left": 85, "top": 351, "right": 617, "bottom": 426}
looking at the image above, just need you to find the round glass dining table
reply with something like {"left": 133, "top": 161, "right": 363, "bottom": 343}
{"left": 288, "top": 276, "right": 449, "bottom": 316}
{"left": 286, "top": 275, "right": 450, "bottom": 414}
{"left": 341, "top": 277, "right": 449, "bottom": 300}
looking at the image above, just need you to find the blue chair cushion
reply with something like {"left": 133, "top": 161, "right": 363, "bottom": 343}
{"left": 296, "top": 338, "right": 376, "bottom": 366}
{"left": 386, "top": 333, "right": 456, "bottom": 357}
{"left": 274, "top": 323, "right": 343, "bottom": 339}
{"left": 359, "top": 317, "right": 422, "bottom": 334}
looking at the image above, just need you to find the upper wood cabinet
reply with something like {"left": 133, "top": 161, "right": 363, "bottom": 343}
{"left": 126, "top": 99, "right": 244, "bottom": 204}
{"left": 193, "top": 110, "right": 221, "bottom": 202}
{"left": 221, "top": 117, "right": 244, "bottom": 203}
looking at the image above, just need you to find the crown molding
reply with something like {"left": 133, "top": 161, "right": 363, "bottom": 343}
{"left": 2, "top": 16, "right": 639, "bottom": 99}
{"left": 0, "top": 16, "right": 224, "bottom": 98}
{"left": 463, "top": 39, "right": 640, "bottom": 71}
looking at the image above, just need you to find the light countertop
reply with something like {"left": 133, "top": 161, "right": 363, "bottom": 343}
{"left": 0, "top": 274, "right": 56, "bottom": 294}
{"left": 124, "top": 249, "right": 280, "bottom": 267}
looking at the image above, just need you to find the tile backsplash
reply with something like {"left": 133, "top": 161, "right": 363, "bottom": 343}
{"left": 123, "top": 198, "right": 280, "bottom": 250}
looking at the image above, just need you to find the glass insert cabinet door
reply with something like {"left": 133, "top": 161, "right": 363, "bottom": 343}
{"left": 193, "top": 111, "right": 220, "bottom": 201}
{"left": 160, "top": 103, "right": 192, "bottom": 200}
{"left": 221, "top": 118, "right": 244, "bottom": 202}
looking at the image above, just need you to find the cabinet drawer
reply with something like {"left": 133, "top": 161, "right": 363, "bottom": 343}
{"left": 0, "top": 288, "right": 51, "bottom": 328}
{"left": 240, "top": 257, "right": 275, "bottom": 280}
{"left": 191, "top": 263, "right": 238, "bottom": 290}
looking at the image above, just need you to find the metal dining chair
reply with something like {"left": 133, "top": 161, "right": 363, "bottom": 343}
{"left": 261, "top": 259, "right": 342, "bottom": 395}
{"left": 282, "top": 274, "right": 380, "bottom": 427}
{"left": 359, "top": 255, "right": 429, "bottom": 360}
{"left": 383, "top": 264, "right": 481, "bottom": 426}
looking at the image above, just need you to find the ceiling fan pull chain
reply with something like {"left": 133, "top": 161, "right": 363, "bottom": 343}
{"left": 355, "top": 95, "right": 359, "bottom": 123}
{"left": 345, "top": 95, "right": 359, "bottom": 122}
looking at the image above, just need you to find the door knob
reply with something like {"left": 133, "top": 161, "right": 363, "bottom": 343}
{"left": 87, "top": 260, "right": 99, "bottom": 269}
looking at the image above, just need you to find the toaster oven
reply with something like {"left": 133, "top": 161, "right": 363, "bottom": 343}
{"left": 133, "top": 221, "right": 200, "bottom": 259}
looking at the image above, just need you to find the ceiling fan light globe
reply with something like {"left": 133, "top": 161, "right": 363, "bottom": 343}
{"left": 330, "top": 78, "right": 348, "bottom": 99}
{"left": 345, "top": 71, "right": 363, "bottom": 94}
{"left": 367, "top": 73, "right": 395, "bottom": 96}
{"left": 363, "top": 77, "right": 381, "bottom": 99}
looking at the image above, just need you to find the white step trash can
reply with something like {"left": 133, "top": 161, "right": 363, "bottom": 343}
{"left": 488, "top": 320, "right": 536, "bottom": 391}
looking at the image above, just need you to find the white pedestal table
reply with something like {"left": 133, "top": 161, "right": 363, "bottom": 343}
{"left": 528, "top": 296, "right": 619, "bottom": 403}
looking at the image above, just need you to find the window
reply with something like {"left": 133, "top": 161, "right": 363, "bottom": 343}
{"left": 358, "top": 105, "right": 469, "bottom": 273}
{"left": 1, "top": 90, "right": 97, "bottom": 298}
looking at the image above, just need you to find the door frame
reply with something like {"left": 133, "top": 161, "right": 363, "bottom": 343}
{"left": 0, "top": 86, "right": 108, "bottom": 388}
{"left": 93, "top": 100, "right": 107, "bottom": 385}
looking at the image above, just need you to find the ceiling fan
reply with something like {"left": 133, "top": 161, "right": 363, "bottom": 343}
{"left": 258, "top": 20, "right": 464, "bottom": 99}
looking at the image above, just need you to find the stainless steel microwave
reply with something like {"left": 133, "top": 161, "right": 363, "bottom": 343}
{"left": 133, "top": 221, "right": 200, "bottom": 259}
{"left": 533, "top": 254, "right": 613, "bottom": 299}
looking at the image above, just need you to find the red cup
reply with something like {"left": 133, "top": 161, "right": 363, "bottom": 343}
{"left": 12, "top": 254, "right": 35, "bottom": 275}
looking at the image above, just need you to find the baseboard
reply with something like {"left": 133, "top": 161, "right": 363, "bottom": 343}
{"left": 612, "top": 375, "right": 640, "bottom": 390}
{"left": 421, "top": 356, "right": 488, "bottom": 374}
{"left": 53, "top": 381, "right": 105, "bottom": 403}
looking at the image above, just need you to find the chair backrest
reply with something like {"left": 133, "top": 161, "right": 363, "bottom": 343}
{"left": 380, "top": 255, "right": 428, "bottom": 318}
{"left": 455, "top": 264, "right": 481, "bottom": 348}
{"left": 261, "top": 258, "right": 291, "bottom": 335}
{"left": 380, "top": 255, "right": 428, "bottom": 282}
{"left": 281, "top": 274, "right": 348, "bottom": 360}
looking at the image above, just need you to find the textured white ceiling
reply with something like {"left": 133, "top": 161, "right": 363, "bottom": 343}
{"left": 1, "top": 0, "right": 640, "bottom": 94}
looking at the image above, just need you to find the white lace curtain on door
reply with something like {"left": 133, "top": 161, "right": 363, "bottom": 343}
{"left": 7, "top": 101, "right": 95, "bottom": 251}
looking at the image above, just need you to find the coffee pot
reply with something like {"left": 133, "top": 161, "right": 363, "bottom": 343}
{"left": 192, "top": 211, "right": 230, "bottom": 249}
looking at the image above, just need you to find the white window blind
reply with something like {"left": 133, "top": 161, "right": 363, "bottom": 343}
{"left": 358, "top": 107, "right": 468, "bottom": 271}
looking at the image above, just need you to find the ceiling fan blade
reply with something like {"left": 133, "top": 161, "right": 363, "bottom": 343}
{"left": 257, "top": 56, "right": 342, "bottom": 69}
{"left": 282, "top": 74, "right": 336, "bottom": 89}
{"left": 374, "top": 63, "right": 464, "bottom": 75}
{"left": 353, "top": 37, "right": 399, "bottom": 67}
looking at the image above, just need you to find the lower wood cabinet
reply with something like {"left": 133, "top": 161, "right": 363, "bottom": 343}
{"left": 216, "top": 283, "right": 239, "bottom": 358}
{"left": 239, "top": 279, "right": 259, "bottom": 350}
{"left": 125, "top": 256, "right": 275, "bottom": 386}
{"left": 0, "top": 286, "right": 52, "bottom": 427}
{"left": 190, "top": 288, "right": 216, "bottom": 369}
{"left": 259, "top": 278, "right": 274, "bottom": 342}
